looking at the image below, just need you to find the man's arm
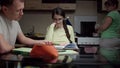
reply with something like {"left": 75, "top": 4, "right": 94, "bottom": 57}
{"left": 17, "top": 32, "right": 52, "bottom": 46}
{"left": 0, "top": 34, "right": 14, "bottom": 54}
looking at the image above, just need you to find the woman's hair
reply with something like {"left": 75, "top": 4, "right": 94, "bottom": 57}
{"left": 52, "top": 7, "right": 65, "bottom": 19}
{"left": 104, "top": 0, "right": 119, "bottom": 8}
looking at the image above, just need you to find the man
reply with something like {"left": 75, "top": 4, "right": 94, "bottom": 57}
{"left": 0, "top": 0, "right": 52, "bottom": 54}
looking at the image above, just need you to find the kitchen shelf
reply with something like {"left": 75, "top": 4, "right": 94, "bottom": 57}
{"left": 24, "top": 0, "right": 76, "bottom": 11}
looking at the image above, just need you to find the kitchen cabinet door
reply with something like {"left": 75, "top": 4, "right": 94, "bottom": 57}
{"left": 24, "top": 0, "right": 76, "bottom": 11}
{"left": 24, "top": 0, "right": 42, "bottom": 10}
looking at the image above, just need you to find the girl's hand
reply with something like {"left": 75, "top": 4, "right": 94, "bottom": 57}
{"left": 60, "top": 42, "right": 69, "bottom": 46}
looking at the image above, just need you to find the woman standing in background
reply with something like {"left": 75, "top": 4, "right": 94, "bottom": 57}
{"left": 97, "top": 0, "right": 120, "bottom": 67}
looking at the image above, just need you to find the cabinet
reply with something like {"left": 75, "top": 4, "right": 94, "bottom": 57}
{"left": 24, "top": 0, "right": 76, "bottom": 11}
{"left": 76, "top": 37, "right": 100, "bottom": 55}
{"left": 24, "top": 0, "right": 42, "bottom": 10}
{"left": 97, "top": 0, "right": 120, "bottom": 13}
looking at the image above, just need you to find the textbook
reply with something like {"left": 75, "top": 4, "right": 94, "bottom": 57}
{"left": 12, "top": 47, "right": 78, "bottom": 56}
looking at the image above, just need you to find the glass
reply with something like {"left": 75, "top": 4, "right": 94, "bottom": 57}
{"left": 0, "top": 52, "right": 112, "bottom": 68}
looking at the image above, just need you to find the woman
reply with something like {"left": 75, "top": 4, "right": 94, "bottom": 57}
{"left": 97, "top": 0, "right": 120, "bottom": 67}
{"left": 45, "top": 7, "right": 75, "bottom": 46}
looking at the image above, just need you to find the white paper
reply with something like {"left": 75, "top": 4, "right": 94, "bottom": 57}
{"left": 54, "top": 46, "right": 65, "bottom": 50}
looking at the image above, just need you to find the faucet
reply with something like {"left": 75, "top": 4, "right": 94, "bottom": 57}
{"left": 32, "top": 26, "right": 35, "bottom": 34}
{"left": 29, "top": 26, "right": 35, "bottom": 36}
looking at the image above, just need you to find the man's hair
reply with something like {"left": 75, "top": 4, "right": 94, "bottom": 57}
{"left": 0, "top": 0, "right": 13, "bottom": 7}
{"left": 0, "top": 0, "right": 24, "bottom": 7}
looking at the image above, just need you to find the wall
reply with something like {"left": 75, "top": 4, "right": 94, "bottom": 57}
{"left": 19, "top": 1, "right": 106, "bottom": 35}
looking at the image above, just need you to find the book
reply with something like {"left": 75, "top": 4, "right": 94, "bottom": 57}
{"left": 12, "top": 47, "right": 32, "bottom": 56}
{"left": 54, "top": 43, "right": 79, "bottom": 50}
{"left": 12, "top": 47, "right": 78, "bottom": 56}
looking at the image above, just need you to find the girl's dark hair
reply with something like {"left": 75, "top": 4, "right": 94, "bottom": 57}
{"left": 52, "top": 7, "right": 65, "bottom": 19}
{"left": 104, "top": 0, "right": 119, "bottom": 8}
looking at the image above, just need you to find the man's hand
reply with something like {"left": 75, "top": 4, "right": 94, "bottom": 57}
{"left": 35, "top": 40, "right": 53, "bottom": 46}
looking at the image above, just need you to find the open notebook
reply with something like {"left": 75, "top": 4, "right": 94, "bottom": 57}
{"left": 12, "top": 47, "right": 78, "bottom": 56}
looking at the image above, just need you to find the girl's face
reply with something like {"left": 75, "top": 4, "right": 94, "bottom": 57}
{"left": 53, "top": 14, "right": 64, "bottom": 24}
